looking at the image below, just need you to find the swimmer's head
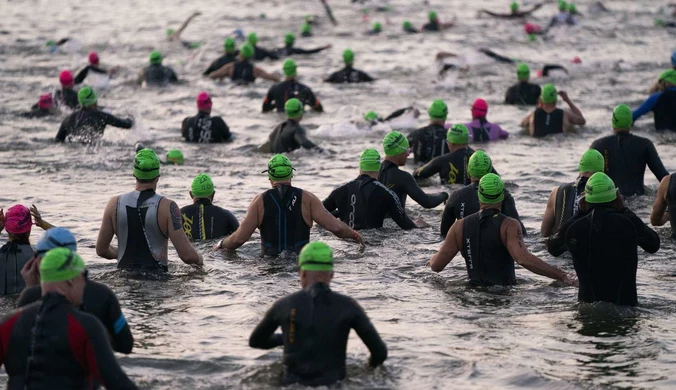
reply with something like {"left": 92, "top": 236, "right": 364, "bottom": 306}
{"left": 298, "top": 241, "right": 333, "bottom": 272}
{"left": 540, "top": 84, "right": 558, "bottom": 104}
{"left": 77, "top": 86, "right": 97, "bottom": 107}
{"left": 166, "top": 149, "right": 184, "bottom": 165}
{"left": 88, "top": 52, "right": 100, "bottom": 66}
{"left": 133, "top": 149, "right": 161, "bottom": 181}
{"left": 59, "top": 70, "right": 74, "bottom": 88}
{"left": 611, "top": 104, "right": 633, "bottom": 130}
{"left": 659, "top": 69, "right": 676, "bottom": 87}
{"left": 302, "top": 23, "right": 312, "bottom": 35}
{"left": 285, "top": 98, "right": 304, "bottom": 119}
{"left": 383, "top": 131, "right": 410, "bottom": 157}
{"left": 516, "top": 63, "right": 530, "bottom": 81}
{"left": 403, "top": 20, "right": 413, "bottom": 30}
{"left": 571, "top": 56, "right": 582, "bottom": 64}
{"left": 5, "top": 205, "right": 32, "bottom": 235}
{"left": 578, "top": 149, "right": 604, "bottom": 174}
{"left": 36, "top": 227, "right": 77, "bottom": 257}
{"left": 373, "top": 22, "right": 382, "bottom": 32}
{"left": 265, "top": 154, "right": 295, "bottom": 182}
{"left": 511, "top": 2, "right": 519, "bottom": 12}
{"left": 364, "top": 111, "right": 379, "bottom": 122}
{"left": 478, "top": 173, "right": 505, "bottom": 205}
{"left": 428, "top": 10, "right": 438, "bottom": 22}
{"left": 524, "top": 23, "right": 539, "bottom": 34}
{"left": 359, "top": 148, "right": 381, "bottom": 172}
{"left": 196, "top": 92, "right": 212, "bottom": 112}
{"left": 283, "top": 59, "right": 297, "bottom": 77}
{"left": 447, "top": 124, "right": 469, "bottom": 145}
{"left": 428, "top": 99, "right": 448, "bottom": 121}
{"left": 40, "top": 248, "right": 85, "bottom": 284}
{"left": 240, "top": 43, "right": 255, "bottom": 60}
{"left": 224, "top": 37, "right": 236, "bottom": 53}
{"left": 558, "top": 1, "right": 567, "bottom": 11}
{"left": 247, "top": 32, "right": 258, "bottom": 45}
{"left": 191, "top": 173, "right": 215, "bottom": 199}
{"left": 149, "top": 50, "right": 163, "bottom": 65}
{"left": 38, "top": 94, "right": 53, "bottom": 110}
{"left": 468, "top": 150, "right": 493, "bottom": 179}
{"left": 343, "top": 49, "right": 355, "bottom": 65}
{"left": 166, "top": 28, "right": 175, "bottom": 37}
{"left": 471, "top": 98, "right": 488, "bottom": 119}
{"left": 584, "top": 173, "right": 617, "bottom": 204}
{"left": 568, "top": 3, "right": 576, "bottom": 13}
{"left": 285, "top": 33, "right": 296, "bottom": 46}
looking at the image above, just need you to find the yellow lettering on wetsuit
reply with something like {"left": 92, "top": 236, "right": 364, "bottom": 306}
{"left": 447, "top": 163, "right": 459, "bottom": 184}
{"left": 182, "top": 214, "right": 194, "bottom": 240}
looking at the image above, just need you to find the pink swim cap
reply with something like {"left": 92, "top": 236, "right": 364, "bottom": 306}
{"left": 471, "top": 98, "right": 488, "bottom": 118}
{"left": 524, "top": 23, "right": 541, "bottom": 34}
{"left": 571, "top": 56, "right": 582, "bottom": 64}
{"left": 5, "top": 205, "right": 32, "bottom": 234}
{"left": 59, "top": 70, "right": 74, "bottom": 87}
{"left": 38, "top": 94, "right": 53, "bottom": 110}
{"left": 89, "top": 52, "right": 100, "bottom": 66}
{"left": 196, "top": 92, "right": 212, "bottom": 111}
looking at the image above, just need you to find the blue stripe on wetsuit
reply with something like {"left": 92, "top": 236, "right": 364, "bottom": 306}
{"left": 269, "top": 194, "right": 283, "bottom": 253}
{"left": 114, "top": 314, "right": 127, "bottom": 334}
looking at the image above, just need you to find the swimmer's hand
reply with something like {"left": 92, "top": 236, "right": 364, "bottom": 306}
{"left": 353, "top": 230, "right": 366, "bottom": 251}
{"left": 21, "top": 257, "right": 40, "bottom": 288}
{"left": 415, "top": 218, "right": 430, "bottom": 228}
{"left": 323, "top": 44, "right": 333, "bottom": 49}
{"left": 557, "top": 90, "right": 571, "bottom": 103}
{"left": 30, "top": 204, "right": 53, "bottom": 230}
{"left": 561, "top": 272, "right": 579, "bottom": 287}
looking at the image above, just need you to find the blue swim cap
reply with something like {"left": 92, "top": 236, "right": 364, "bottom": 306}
{"left": 36, "top": 227, "right": 77, "bottom": 257}
{"left": 671, "top": 49, "right": 676, "bottom": 67}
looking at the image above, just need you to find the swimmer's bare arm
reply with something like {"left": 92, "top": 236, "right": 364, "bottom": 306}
{"left": 164, "top": 199, "right": 203, "bottom": 265}
{"left": 253, "top": 67, "right": 281, "bottom": 82}
{"left": 209, "top": 63, "right": 234, "bottom": 80}
{"left": 220, "top": 194, "right": 263, "bottom": 250}
{"left": 541, "top": 188, "right": 558, "bottom": 237}
{"left": 559, "top": 91, "right": 586, "bottom": 126}
{"left": 428, "top": 221, "right": 462, "bottom": 272}
{"left": 651, "top": 175, "right": 671, "bottom": 226}
{"left": 96, "top": 197, "right": 119, "bottom": 260}
{"left": 307, "top": 191, "right": 364, "bottom": 244}
{"left": 169, "top": 11, "right": 201, "bottom": 40}
{"left": 435, "top": 52, "right": 458, "bottom": 60}
{"left": 521, "top": 111, "right": 534, "bottom": 134}
{"left": 136, "top": 69, "right": 144, "bottom": 85}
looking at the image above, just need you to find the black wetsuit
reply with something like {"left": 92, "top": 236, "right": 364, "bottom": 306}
{"left": 422, "top": 21, "right": 441, "bottom": 31}
{"left": 461, "top": 209, "right": 517, "bottom": 286}
{"left": 21, "top": 107, "right": 55, "bottom": 118}
{"left": 74, "top": 65, "right": 107, "bottom": 85}
{"left": 262, "top": 80, "right": 322, "bottom": 113}
{"left": 0, "top": 240, "right": 33, "bottom": 296}
{"left": 325, "top": 66, "right": 375, "bottom": 83}
{"left": 547, "top": 205, "right": 660, "bottom": 306}
{"left": 267, "top": 120, "right": 320, "bottom": 153}
{"left": 252, "top": 45, "right": 280, "bottom": 61}
{"left": 277, "top": 45, "right": 328, "bottom": 57}
{"left": 653, "top": 89, "right": 676, "bottom": 131}
{"left": 54, "top": 88, "right": 79, "bottom": 109}
{"left": 407, "top": 124, "right": 449, "bottom": 164}
{"left": 260, "top": 185, "right": 310, "bottom": 256}
{"left": 413, "top": 147, "right": 477, "bottom": 185}
{"left": 366, "top": 108, "right": 414, "bottom": 126}
{"left": 440, "top": 183, "right": 524, "bottom": 237}
{"left": 231, "top": 60, "right": 256, "bottom": 84}
{"left": 140, "top": 64, "right": 178, "bottom": 87}
{"left": 203, "top": 52, "right": 238, "bottom": 76}
{"left": 56, "top": 108, "right": 133, "bottom": 142}
{"left": 505, "top": 82, "right": 541, "bottom": 106}
{"left": 181, "top": 112, "right": 232, "bottom": 143}
{"left": 378, "top": 160, "right": 448, "bottom": 209}
{"left": 249, "top": 282, "right": 387, "bottom": 387}
{"left": 667, "top": 174, "right": 676, "bottom": 237}
{"left": 180, "top": 199, "right": 239, "bottom": 241}
{"left": 0, "top": 293, "right": 138, "bottom": 389}
{"left": 553, "top": 177, "right": 588, "bottom": 233}
{"left": 322, "top": 174, "right": 416, "bottom": 230}
{"left": 18, "top": 281, "right": 134, "bottom": 354}
{"left": 404, "top": 26, "right": 419, "bottom": 33}
{"left": 590, "top": 132, "right": 669, "bottom": 196}
{"left": 532, "top": 108, "right": 564, "bottom": 137}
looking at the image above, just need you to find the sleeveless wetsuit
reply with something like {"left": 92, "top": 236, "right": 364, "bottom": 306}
{"left": 553, "top": 177, "right": 588, "bottom": 233}
{"left": 407, "top": 124, "right": 449, "bottom": 164}
{"left": 0, "top": 241, "right": 33, "bottom": 296}
{"left": 378, "top": 160, "right": 448, "bottom": 209}
{"left": 262, "top": 80, "right": 321, "bottom": 113}
{"left": 181, "top": 112, "right": 232, "bottom": 143}
{"left": 532, "top": 108, "right": 564, "bottom": 137}
{"left": 180, "top": 199, "right": 239, "bottom": 241}
{"left": 260, "top": 185, "right": 310, "bottom": 256}
{"left": 231, "top": 61, "right": 256, "bottom": 84}
{"left": 504, "top": 82, "right": 541, "bottom": 106}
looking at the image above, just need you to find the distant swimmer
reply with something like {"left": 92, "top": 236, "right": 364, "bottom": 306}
{"left": 480, "top": 49, "right": 571, "bottom": 77}
{"left": 277, "top": 33, "right": 331, "bottom": 57}
{"left": 249, "top": 241, "right": 386, "bottom": 386}
{"left": 650, "top": 172, "right": 676, "bottom": 237}
{"left": 547, "top": 173, "right": 659, "bottom": 306}
{"left": 182, "top": 92, "right": 233, "bottom": 143}
{"left": 0, "top": 248, "right": 139, "bottom": 389}
{"left": 203, "top": 38, "right": 239, "bottom": 77}
{"left": 365, "top": 22, "right": 383, "bottom": 35}
{"left": 465, "top": 99, "right": 509, "bottom": 142}
{"left": 505, "top": 63, "right": 542, "bottom": 105}
{"left": 21, "top": 94, "right": 58, "bottom": 118}
{"left": 74, "top": 52, "right": 112, "bottom": 85}
{"left": 633, "top": 69, "right": 676, "bottom": 131}
{"left": 18, "top": 227, "right": 135, "bottom": 354}
{"left": 209, "top": 43, "right": 280, "bottom": 84}
{"left": 363, "top": 107, "right": 420, "bottom": 126}
{"left": 378, "top": 131, "right": 449, "bottom": 209}
{"left": 323, "top": 149, "right": 425, "bottom": 230}
{"left": 548, "top": 1, "right": 578, "bottom": 28}
{"left": 440, "top": 151, "right": 524, "bottom": 237}
{"left": 423, "top": 10, "right": 454, "bottom": 31}
{"left": 478, "top": 1, "right": 544, "bottom": 19}
{"left": 55, "top": 87, "right": 133, "bottom": 143}
{"left": 541, "top": 149, "right": 604, "bottom": 237}
{"left": 166, "top": 149, "right": 184, "bottom": 165}
{"left": 300, "top": 22, "right": 313, "bottom": 37}
{"left": 262, "top": 59, "right": 323, "bottom": 113}
{"left": 180, "top": 174, "right": 239, "bottom": 242}
{"left": 214, "top": 155, "right": 365, "bottom": 256}
{"left": 260, "top": 98, "right": 323, "bottom": 153}
{"left": 408, "top": 100, "right": 450, "bottom": 164}
{"left": 137, "top": 51, "right": 179, "bottom": 87}
{"left": 96, "top": 149, "right": 204, "bottom": 272}
{"left": 55, "top": 70, "right": 79, "bottom": 109}
{"left": 403, "top": 20, "right": 419, "bottom": 33}
{"left": 590, "top": 105, "right": 669, "bottom": 197}
{"left": 429, "top": 174, "right": 578, "bottom": 287}
{"left": 324, "top": 49, "right": 375, "bottom": 83}
{"left": 247, "top": 32, "right": 280, "bottom": 61}
{"left": 520, "top": 84, "right": 586, "bottom": 137}
{"left": 166, "top": 11, "right": 202, "bottom": 49}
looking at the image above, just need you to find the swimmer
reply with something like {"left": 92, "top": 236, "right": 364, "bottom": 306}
{"left": 362, "top": 107, "right": 419, "bottom": 127}
{"left": 214, "top": 155, "right": 365, "bottom": 256}
{"left": 262, "top": 59, "right": 323, "bottom": 113}
{"left": 541, "top": 149, "right": 604, "bottom": 237}
{"left": 74, "top": 52, "right": 112, "bottom": 85}
{"left": 55, "top": 70, "right": 79, "bottom": 109}
{"left": 378, "top": 131, "right": 449, "bottom": 209}
{"left": 365, "top": 22, "right": 383, "bottom": 35}
{"left": 403, "top": 20, "right": 419, "bottom": 33}
{"left": 590, "top": 105, "right": 668, "bottom": 197}
{"left": 209, "top": 43, "right": 280, "bottom": 84}
{"left": 647, "top": 50, "right": 676, "bottom": 93}
{"left": 633, "top": 69, "right": 676, "bottom": 131}
{"left": 249, "top": 241, "right": 386, "bottom": 386}
{"left": 259, "top": 98, "right": 323, "bottom": 154}
{"left": 520, "top": 84, "right": 586, "bottom": 137}
{"left": 166, "top": 11, "right": 202, "bottom": 49}
{"left": 277, "top": 33, "right": 331, "bottom": 57}
{"left": 548, "top": 1, "right": 577, "bottom": 28}
{"left": 203, "top": 38, "right": 239, "bottom": 77}
{"left": 180, "top": 174, "right": 239, "bottom": 242}
{"left": 429, "top": 174, "right": 578, "bottom": 287}
{"left": 479, "top": 49, "right": 572, "bottom": 77}
{"left": 21, "top": 94, "right": 59, "bottom": 118}
{"left": 182, "top": 92, "right": 233, "bottom": 143}
{"left": 547, "top": 173, "right": 659, "bottom": 306}
{"left": 478, "top": 1, "right": 544, "bottom": 19}
{"left": 324, "top": 49, "right": 375, "bottom": 83}
{"left": 465, "top": 99, "right": 509, "bottom": 142}
{"left": 423, "top": 10, "right": 454, "bottom": 31}
{"left": 166, "top": 149, "right": 184, "bottom": 165}
{"left": 407, "top": 100, "right": 450, "bottom": 164}
{"left": 300, "top": 22, "right": 313, "bottom": 37}
{"left": 0, "top": 248, "right": 138, "bottom": 388}
{"left": 247, "top": 33, "right": 280, "bottom": 61}
{"left": 137, "top": 51, "right": 179, "bottom": 87}
{"left": 55, "top": 87, "right": 133, "bottom": 143}
{"left": 323, "top": 149, "right": 425, "bottom": 230}
{"left": 650, "top": 172, "right": 676, "bottom": 237}
{"left": 96, "top": 149, "right": 203, "bottom": 272}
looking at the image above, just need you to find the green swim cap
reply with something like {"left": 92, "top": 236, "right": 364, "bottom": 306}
{"left": 40, "top": 248, "right": 86, "bottom": 283}
{"left": 428, "top": 99, "right": 448, "bottom": 120}
{"left": 568, "top": 3, "right": 576, "bottom": 13}
{"left": 659, "top": 69, "right": 676, "bottom": 86}
{"left": 283, "top": 59, "right": 297, "bottom": 77}
{"left": 541, "top": 84, "right": 558, "bottom": 104}
{"left": 403, "top": 20, "right": 412, "bottom": 30}
{"left": 373, "top": 22, "right": 382, "bottom": 32}
{"left": 149, "top": 50, "right": 163, "bottom": 65}
{"left": 516, "top": 62, "right": 530, "bottom": 80}
{"left": 447, "top": 124, "right": 469, "bottom": 144}
{"left": 429, "top": 10, "right": 438, "bottom": 21}
{"left": 343, "top": 49, "right": 355, "bottom": 64}
{"left": 285, "top": 98, "right": 304, "bottom": 119}
{"left": 511, "top": 2, "right": 519, "bottom": 12}
{"left": 167, "top": 149, "right": 184, "bottom": 165}
{"left": 77, "top": 86, "right": 97, "bottom": 107}
{"left": 478, "top": 173, "right": 505, "bottom": 204}
{"left": 611, "top": 104, "right": 633, "bottom": 129}
{"left": 383, "top": 131, "right": 410, "bottom": 156}
{"left": 360, "top": 148, "right": 381, "bottom": 172}
{"left": 584, "top": 172, "right": 617, "bottom": 204}
{"left": 224, "top": 37, "right": 236, "bottom": 52}
{"left": 468, "top": 150, "right": 493, "bottom": 179}
{"left": 285, "top": 33, "right": 296, "bottom": 45}
{"left": 133, "top": 149, "right": 160, "bottom": 180}
{"left": 166, "top": 28, "right": 175, "bottom": 36}
{"left": 266, "top": 154, "right": 295, "bottom": 181}
{"left": 46, "top": 40, "right": 56, "bottom": 47}
{"left": 191, "top": 173, "right": 215, "bottom": 198}
{"left": 559, "top": 1, "right": 567, "bottom": 11}
{"left": 302, "top": 23, "right": 312, "bottom": 34}
{"left": 578, "top": 149, "right": 604, "bottom": 173}
{"left": 240, "top": 43, "right": 255, "bottom": 59}
{"left": 247, "top": 32, "right": 258, "bottom": 45}
{"left": 298, "top": 241, "right": 333, "bottom": 272}
{"left": 364, "top": 111, "right": 378, "bottom": 122}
